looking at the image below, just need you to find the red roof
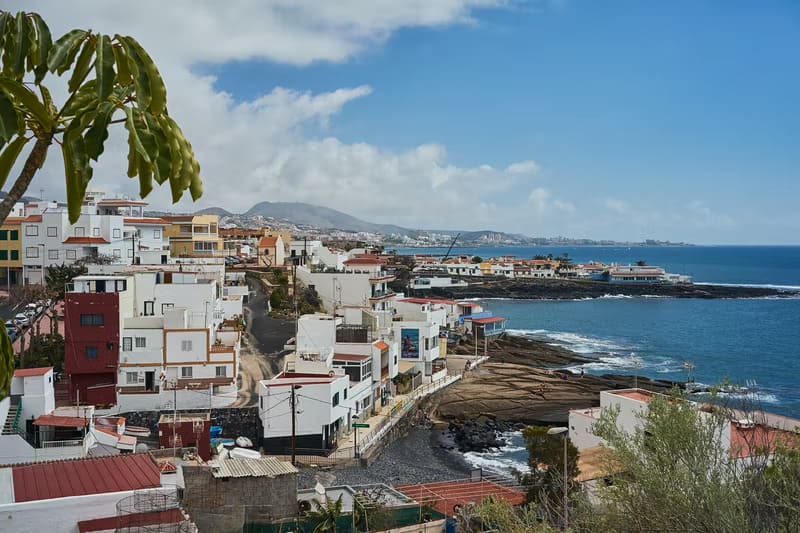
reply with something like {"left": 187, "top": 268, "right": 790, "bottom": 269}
{"left": 333, "top": 353, "right": 370, "bottom": 362}
{"left": 63, "top": 236, "right": 109, "bottom": 244}
{"left": 258, "top": 236, "right": 279, "bottom": 247}
{"left": 22, "top": 215, "right": 42, "bottom": 222}
{"left": 97, "top": 199, "right": 147, "bottom": 206}
{"left": 396, "top": 480, "right": 526, "bottom": 515}
{"left": 78, "top": 509, "right": 184, "bottom": 533}
{"left": 3, "top": 216, "right": 24, "bottom": 225}
{"left": 470, "top": 316, "right": 506, "bottom": 324}
{"left": 11, "top": 453, "right": 161, "bottom": 502}
{"left": 458, "top": 301, "right": 480, "bottom": 307}
{"left": 33, "top": 415, "right": 90, "bottom": 427}
{"left": 124, "top": 217, "right": 168, "bottom": 225}
{"left": 13, "top": 366, "right": 52, "bottom": 377}
{"left": 344, "top": 258, "right": 383, "bottom": 265}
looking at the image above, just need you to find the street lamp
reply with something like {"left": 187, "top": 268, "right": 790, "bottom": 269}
{"left": 547, "top": 426, "right": 569, "bottom": 530}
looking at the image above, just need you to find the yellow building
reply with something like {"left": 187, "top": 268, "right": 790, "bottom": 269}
{"left": 0, "top": 217, "right": 23, "bottom": 286}
{"left": 163, "top": 215, "right": 224, "bottom": 257}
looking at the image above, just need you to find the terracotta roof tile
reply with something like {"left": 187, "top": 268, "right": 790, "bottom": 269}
{"left": 13, "top": 366, "right": 52, "bottom": 377}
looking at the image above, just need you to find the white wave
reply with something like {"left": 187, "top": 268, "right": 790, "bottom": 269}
{"left": 600, "top": 294, "right": 633, "bottom": 299}
{"left": 713, "top": 391, "right": 781, "bottom": 405}
{"left": 700, "top": 282, "right": 800, "bottom": 291}
{"left": 463, "top": 452, "right": 530, "bottom": 474}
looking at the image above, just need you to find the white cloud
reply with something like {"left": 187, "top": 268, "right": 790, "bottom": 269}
{"left": 604, "top": 197, "right": 630, "bottom": 214}
{"left": 5, "top": 0, "right": 566, "bottom": 233}
{"left": 506, "top": 160, "right": 540, "bottom": 175}
{"left": 686, "top": 200, "right": 734, "bottom": 227}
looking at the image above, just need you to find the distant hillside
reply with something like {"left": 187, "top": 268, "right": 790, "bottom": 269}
{"left": 244, "top": 201, "right": 412, "bottom": 235}
{"left": 0, "top": 191, "right": 46, "bottom": 203}
{"left": 195, "top": 206, "right": 232, "bottom": 216}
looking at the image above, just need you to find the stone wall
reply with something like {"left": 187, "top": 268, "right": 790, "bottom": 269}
{"left": 182, "top": 465, "right": 297, "bottom": 533}
{"left": 121, "top": 407, "right": 262, "bottom": 447}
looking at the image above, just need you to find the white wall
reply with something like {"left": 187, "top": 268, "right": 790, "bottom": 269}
{"left": 260, "top": 377, "right": 348, "bottom": 439}
{"left": 165, "top": 330, "right": 208, "bottom": 363}
{"left": 297, "top": 315, "right": 338, "bottom": 353}
{"left": 296, "top": 267, "right": 372, "bottom": 313}
{"left": 0, "top": 488, "right": 175, "bottom": 532}
{"left": 569, "top": 409, "right": 605, "bottom": 450}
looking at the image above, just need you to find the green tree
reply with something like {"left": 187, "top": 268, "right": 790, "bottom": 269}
{"left": 457, "top": 496, "right": 558, "bottom": 533}
{"left": 592, "top": 389, "right": 749, "bottom": 532}
{"left": 46, "top": 262, "right": 87, "bottom": 299}
{"left": 519, "top": 426, "right": 579, "bottom": 512}
{"left": 23, "top": 333, "right": 64, "bottom": 371}
{"left": 307, "top": 495, "right": 343, "bottom": 533}
{"left": 0, "top": 10, "right": 202, "bottom": 399}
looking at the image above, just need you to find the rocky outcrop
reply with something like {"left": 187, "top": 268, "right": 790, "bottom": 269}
{"left": 434, "top": 334, "right": 677, "bottom": 427}
{"left": 432, "top": 278, "right": 794, "bottom": 300}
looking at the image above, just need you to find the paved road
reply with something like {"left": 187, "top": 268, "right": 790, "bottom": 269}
{"left": 233, "top": 278, "right": 294, "bottom": 407}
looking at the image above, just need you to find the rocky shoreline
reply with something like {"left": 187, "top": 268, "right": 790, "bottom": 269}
{"left": 430, "top": 334, "right": 678, "bottom": 442}
{"left": 431, "top": 278, "right": 795, "bottom": 300}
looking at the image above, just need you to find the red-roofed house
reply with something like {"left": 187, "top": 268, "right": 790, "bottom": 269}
{"left": 257, "top": 235, "right": 285, "bottom": 267}
{"left": 0, "top": 453, "right": 183, "bottom": 533}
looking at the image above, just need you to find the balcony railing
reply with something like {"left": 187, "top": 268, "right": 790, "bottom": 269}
{"left": 40, "top": 439, "right": 83, "bottom": 448}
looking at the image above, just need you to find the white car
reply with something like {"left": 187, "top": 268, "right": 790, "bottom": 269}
{"left": 13, "top": 313, "right": 30, "bottom": 327}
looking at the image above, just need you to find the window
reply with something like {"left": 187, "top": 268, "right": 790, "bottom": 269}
{"left": 154, "top": 229, "right": 161, "bottom": 239}
{"left": 25, "top": 247, "right": 39, "bottom": 258}
{"left": 9, "top": 230, "right": 17, "bottom": 240}
{"left": 135, "top": 337, "right": 146, "bottom": 348}
{"left": 215, "top": 366, "right": 226, "bottom": 377}
{"left": 0, "top": 251, "right": 6, "bottom": 261}
{"left": 0, "top": 230, "right": 6, "bottom": 240}
{"left": 48, "top": 250, "right": 58, "bottom": 260}
{"left": 126, "top": 372, "right": 139, "bottom": 384}
{"left": 344, "top": 389, "right": 348, "bottom": 400}
{"left": 10, "top": 250, "right": 18, "bottom": 260}
{"left": 127, "top": 249, "right": 133, "bottom": 258}
{"left": 181, "top": 367, "right": 193, "bottom": 378}
{"left": 361, "top": 397, "right": 370, "bottom": 410}
{"left": 46, "top": 226, "right": 57, "bottom": 237}
{"left": 332, "top": 392, "right": 340, "bottom": 407}
{"left": 424, "top": 338, "right": 429, "bottom": 351}
{"left": 162, "top": 303, "right": 174, "bottom": 314}
{"left": 181, "top": 340, "right": 193, "bottom": 352}
{"left": 113, "top": 249, "right": 121, "bottom": 258}
{"left": 113, "top": 228, "right": 121, "bottom": 239}
{"left": 122, "top": 337, "right": 132, "bottom": 351}
{"left": 194, "top": 241, "right": 215, "bottom": 252}
{"left": 80, "top": 314, "right": 104, "bottom": 326}
{"left": 66, "top": 249, "right": 77, "bottom": 260}
{"left": 25, "top": 225, "right": 37, "bottom": 236}
{"left": 144, "top": 301, "right": 154, "bottom": 316}
{"left": 85, "top": 346, "right": 98, "bottom": 358}
{"left": 92, "top": 227, "right": 100, "bottom": 237}
{"left": 74, "top": 227, "right": 85, "bottom": 237}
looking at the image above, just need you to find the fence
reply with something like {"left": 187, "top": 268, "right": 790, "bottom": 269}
{"left": 40, "top": 439, "right": 83, "bottom": 448}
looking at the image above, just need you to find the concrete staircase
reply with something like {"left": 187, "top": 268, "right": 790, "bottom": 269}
{"left": 2, "top": 403, "right": 19, "bottom": 435}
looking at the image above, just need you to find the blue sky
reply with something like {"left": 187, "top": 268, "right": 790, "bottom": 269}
{"left": 17, "top": 1, "right": 800, "bottom": 243}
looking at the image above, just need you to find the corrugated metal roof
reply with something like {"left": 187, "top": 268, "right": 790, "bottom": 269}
{"left": 210, "top": 457, "right": 297, "bottom": 479}
{"left": 11, "top": 453, "right": 161, "bottom": 502}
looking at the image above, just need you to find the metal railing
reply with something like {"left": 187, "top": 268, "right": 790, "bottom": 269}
{"left": 40, "top": 439, "right": 83, "bottom": 448}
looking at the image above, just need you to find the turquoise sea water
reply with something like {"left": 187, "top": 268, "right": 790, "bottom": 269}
{"left": 397, "top": 245, "right": 800, "bottom": 473}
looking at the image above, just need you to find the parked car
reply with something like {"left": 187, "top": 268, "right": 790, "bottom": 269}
{"left": 25, "top": 302, "right": 43, "bottom": 315}
{"left": 7, "top": 328, "right": 18, "bottom": 341}
{"left": 13, "top": 313, "right": 30, "bottom": 327}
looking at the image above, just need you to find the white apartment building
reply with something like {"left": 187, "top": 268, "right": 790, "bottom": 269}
{"left": 20, "top": 193, "right": 168, "bottom": 284}
{"left": 69, "top": 269, "right": 240, "bottom": 412}
{"left": 259, "top": 372, "right": 350, "bottom": 453}
{"left": 296, "top": 257, "right": 396, "bottom": 313}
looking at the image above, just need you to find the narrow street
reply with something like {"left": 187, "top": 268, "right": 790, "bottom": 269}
{"left": 232, "top": 276, "right": 294, "bottom": 407}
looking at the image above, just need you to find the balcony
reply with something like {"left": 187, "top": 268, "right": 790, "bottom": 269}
{"left": 336, "top": 324, "right": 370, "bottom": 343}
{"left": 369, "top": 290, "right": 395, "bottom": 302}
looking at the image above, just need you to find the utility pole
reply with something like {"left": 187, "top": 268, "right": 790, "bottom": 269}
{"left": 173, "top": 381, "right": 178, "bottom": 460}
{"left": 290, "top": 385, "right": 300, "bottom": 465}
{"left": 473, "top": 327, "right": 478, "bottom": 359}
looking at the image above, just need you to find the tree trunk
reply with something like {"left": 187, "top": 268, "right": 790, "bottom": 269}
{"left": 0, "top": 134, "right": 53, "bottom": 224}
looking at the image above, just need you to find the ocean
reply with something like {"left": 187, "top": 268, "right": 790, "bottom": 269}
{"left": 397, "top": 245, "right": 800, "bottom": 474}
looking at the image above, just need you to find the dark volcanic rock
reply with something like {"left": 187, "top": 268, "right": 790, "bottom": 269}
{"left": 448, "top": 417, "right": 513, "bottom": 453}
{"left": 432, "top": 278, "right": 794, "bottom": 300}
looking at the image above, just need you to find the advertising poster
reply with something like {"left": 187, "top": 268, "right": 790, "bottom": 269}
{"left": 400, "top": 328, "right": 419, "bottom": 359}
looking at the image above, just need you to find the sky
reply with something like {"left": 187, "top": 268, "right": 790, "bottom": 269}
{"left": 7, "top": 1, "right": 800, "bottom": 244}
